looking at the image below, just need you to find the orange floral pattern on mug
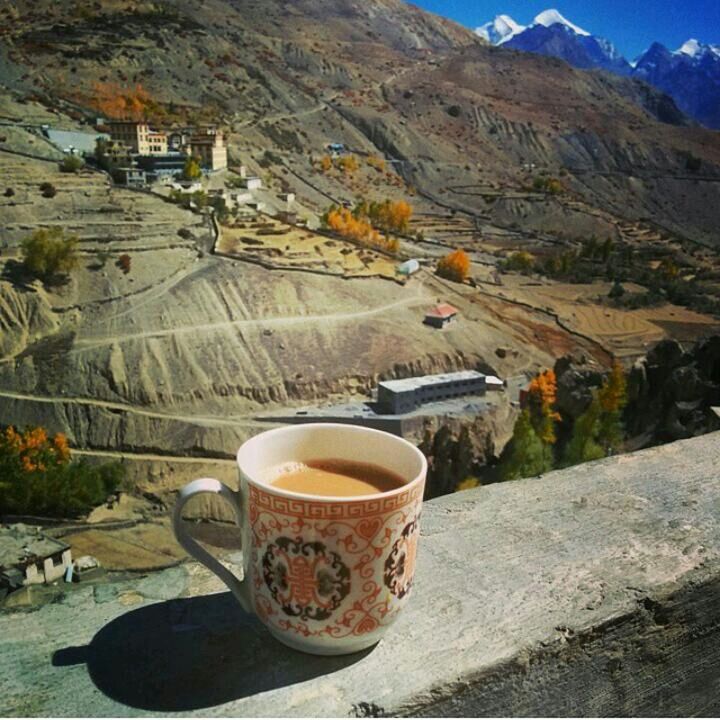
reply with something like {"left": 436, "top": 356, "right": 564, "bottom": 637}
{"left": 249, "top": 484, "right": 423, "bottom": 639}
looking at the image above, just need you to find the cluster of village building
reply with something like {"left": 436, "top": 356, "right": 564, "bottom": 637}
{"left": 100, "top": 120, "right": 228, "bottom": 187}
{"left": 44, "top": 120, "right": 229, "bottom": 186}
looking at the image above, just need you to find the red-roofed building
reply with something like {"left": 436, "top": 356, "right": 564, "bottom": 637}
{"left": 424, "top": 303, "right": 459, "bottom": 328}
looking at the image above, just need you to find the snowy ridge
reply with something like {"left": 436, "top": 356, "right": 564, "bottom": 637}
{"left": 533, "top": 9, "right": 589, "bottom": 36}
{"left": 675, "top": 38, "right": 720, "bottom": 58}
{"left": 475, "top": 14, "right": 526, "bottom": 45}
{"left": 474, "top": 7, "right": 720, "bottom": 127}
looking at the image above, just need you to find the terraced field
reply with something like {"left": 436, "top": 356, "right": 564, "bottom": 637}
{"left": 216, "top": 215, "right": 399, "bottom": 279}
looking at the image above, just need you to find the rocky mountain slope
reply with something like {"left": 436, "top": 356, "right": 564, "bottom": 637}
{"left": 2, "top": 95, "right": 579, "bottom": 483}
{"left": 3, "top": 0, "right": 719, "bottom": 245}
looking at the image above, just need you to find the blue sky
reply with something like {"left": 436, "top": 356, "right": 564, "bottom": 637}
{"left": 412, "top": 1, "right": 720, "bottom": 59}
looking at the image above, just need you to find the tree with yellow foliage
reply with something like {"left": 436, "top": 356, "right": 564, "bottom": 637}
{"left": 21, "top": 227, "right": 79, "bottom": 283}
{"left": 338, "top": 155, "right": 358, "bottom": 173}
{"left": 526, "top": 369, "right": 561, "bottom": 445}
{"left": 563, "top": 361, "right": 627, "bottom": 466}
{"left": 182, "top": 156, "right": 203, "bottom": 181}
{"left": 596, "top": 361, "right": 627, "bottom": 454}
{"left": 436, "top": 249, "right": 470, "bottom": 283}
{"left": 319, "top": 155, "right": 333, "bottom": 173}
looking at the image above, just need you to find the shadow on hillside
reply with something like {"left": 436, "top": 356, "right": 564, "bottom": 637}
{"left": 0, "top": 259, "right": 34, "bottom": 287}
{"left": 52, "top": 592, "right": 371, "bottom": 712}
{"left": 1, "top": 259, "right": 71, "bottom": 288}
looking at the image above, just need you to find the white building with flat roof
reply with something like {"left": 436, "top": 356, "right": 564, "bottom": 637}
{"left": 378, "top": 370, "right": 490, "bottom": 414}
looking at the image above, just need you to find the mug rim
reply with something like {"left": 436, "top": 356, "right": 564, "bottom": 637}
{"left": 236, "top": 423, "right": 427, "bottom": 503}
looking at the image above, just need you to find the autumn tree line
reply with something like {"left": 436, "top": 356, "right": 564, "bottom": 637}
{"left": 321, "top": 199, "right": 412, "bottom": 255}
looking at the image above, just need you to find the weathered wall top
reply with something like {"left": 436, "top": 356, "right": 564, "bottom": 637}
{"left": 1, "top": 432, "right": 719, "bottom": 717}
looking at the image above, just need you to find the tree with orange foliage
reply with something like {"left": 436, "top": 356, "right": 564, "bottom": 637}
{"left": 378, "top": 199, "right": 411, "bottom": 234}
{"left": 526, "top": 369, "right": 561, "bottom": 446}
{"left": 436, "top": 249, "right": 470, "bottom": 283}
{"left": 0, "top": 425, "right": 124, "bottom": 517}
{"left": 338, "top": 155, "right": 358, "bottom": 173}
{"left": 322, "top": 205, "right": 398, "bottom": 255}
{"left": 355, "top": 199, "right": 413, "bottom": 235}
{"left": 319, "top": 155, "right": 333, "bottom": 173}
{"left": 92, "top": 82, "right": 153, "bottom": 120}
{"left": 498, "top": 368, "right": 561, "bottom": 480}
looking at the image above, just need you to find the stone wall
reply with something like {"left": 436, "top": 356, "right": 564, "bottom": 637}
{"left": 0, "top": 432, "right": 718, "bottom": 716}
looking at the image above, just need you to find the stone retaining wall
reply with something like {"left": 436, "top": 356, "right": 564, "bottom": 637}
{"left": 0, "top": 432, "right": 718, "bottom": 716}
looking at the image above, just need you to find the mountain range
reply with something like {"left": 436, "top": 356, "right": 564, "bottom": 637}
{"left": 476, "top": 9, "right": 720, "bottom": 128}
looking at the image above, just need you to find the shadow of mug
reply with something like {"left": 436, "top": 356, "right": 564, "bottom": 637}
{"left": 52, "top": 592, "right": 372, "bottom": 712}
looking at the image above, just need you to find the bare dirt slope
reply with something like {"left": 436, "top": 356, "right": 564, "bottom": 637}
{"left": 0, "top": 111, "right": 589, "bottom": 482}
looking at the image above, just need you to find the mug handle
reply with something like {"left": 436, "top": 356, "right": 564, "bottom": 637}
{"left": 172, "top": 478, "right": 251, "bottom": 612}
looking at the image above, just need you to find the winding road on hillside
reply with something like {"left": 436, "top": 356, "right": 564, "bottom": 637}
{"left": 71, "top": 287, "right": 427, "bottom": 353}
{"left": 73, "top": 448, "right": 238, "bottom": 465}
{"left": 235, "top": 62, "right": 414, "bottom": 130}
{"left": 0, "top": 389, "right": 257, "bottom": 428}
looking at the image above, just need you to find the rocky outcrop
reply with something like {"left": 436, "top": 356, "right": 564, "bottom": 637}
{"left": 553, "top": 355, "right": 603, "bottom": 420}
{"left": 551, "top": 338, "right": 720, "bottom": 448}
{"left": 0, "top": 281, "right": 59, "bottom": 359}
{"left": 627, "top": 337, "right": 720, "bottom": 443}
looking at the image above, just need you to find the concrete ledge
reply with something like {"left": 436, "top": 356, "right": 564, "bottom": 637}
{"left": 1, "top": 432, "right": 719, "bottom": 716}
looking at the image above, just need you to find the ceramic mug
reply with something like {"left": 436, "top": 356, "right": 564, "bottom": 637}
{"left": 172, "top": 423, "right": 427, "bottom": 655}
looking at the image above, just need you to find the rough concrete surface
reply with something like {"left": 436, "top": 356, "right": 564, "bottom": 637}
{"left": 0, "top": 432, "right": 719, "bottom": 717}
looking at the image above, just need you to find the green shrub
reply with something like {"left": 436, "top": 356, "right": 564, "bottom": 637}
{"left": 532, "top": 176, "right": 564, "bottom": 195}
{"left": 502, "top": 251, "right": 535, "bottom": 274}
{"left": 21, "top": 227, "right": 79, "bottom": 282}
{"left": 60, "top": 155, "right": 84, "bottom": 173}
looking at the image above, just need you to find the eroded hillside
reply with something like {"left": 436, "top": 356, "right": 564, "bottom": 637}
{"left": 0, "top": 95, "right": 600, "bottom": 486}
{"left": 1, "top": 0, "right": 720, "bottom": 493}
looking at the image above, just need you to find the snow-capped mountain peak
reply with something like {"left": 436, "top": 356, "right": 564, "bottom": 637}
{"left": 675, "top": 38, "right": 720, "bottom": 59}
{"left": 533, "top": 8, "right": 589, "bottom": 36}
{"left": 677, "top": 38, "right": 703, "bottom": 57}
{"left": 475, "top": 14, "right": 526, "bottom": 45}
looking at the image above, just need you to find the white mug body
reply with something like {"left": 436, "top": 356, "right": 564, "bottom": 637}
{"left": 174, "top": 423, "right": 426, "bottom": 655}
